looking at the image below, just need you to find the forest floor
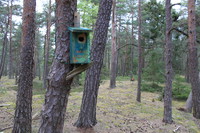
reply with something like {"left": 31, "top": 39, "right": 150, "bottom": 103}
{"left": 0, "top": 77, "right": 200, "bottom": 133}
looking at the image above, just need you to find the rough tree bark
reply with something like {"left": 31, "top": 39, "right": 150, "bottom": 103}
{"left": 43, "top": 0, "right": 52, "bottom": 89}
{"left": 12, "top": 0, "right": 36, "bottom": 132}
{"left": 110, "top": 0, "right": 117, "bottom": 88}
{"left": 188, "top": 0, "right": 200, "bottom": 119}
{"left": 137, "top": 0, "right": 142, "bottom": 102}
{"left": 163, "top": 0, "right": 173, "bottom": 124}
{"left": 38, "top": 0, "right": 76, "bottom": 132}
{"left": 74, "top": 0, "right": 112, "bottom": 128}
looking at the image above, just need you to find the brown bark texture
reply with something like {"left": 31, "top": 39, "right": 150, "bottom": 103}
{"left": 163, "top": 0, "right": 173, "bottom": 124}
{"left": 74, "top": 0, "right": 112, "bottom": 128}
{"left": 110, "top": 0, "right": 117, "bottom": 88}
{"left": 137, "top": 0, "right": 142, "bottom": 102}
{"left": 12, "top": 0, "right": 36, "bottom": 132}
{"left": 188, "top": 0, "right": 200, "bottom": 119}
{"left": 38, "top": 0, "right": 76, "bottom": 132}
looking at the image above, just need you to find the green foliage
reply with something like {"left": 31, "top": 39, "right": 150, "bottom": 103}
{"left": 116, "top": 76, "right": 131, "bottom": 81}
{"left": 100, "top": 65, "right": 110, "bottom": 80}
{"left": 141, "top": 82, "right": 163, "bottom": 93}
{"left": 172, "top": 75, "right": 191, "bottom": 100}
{"left": 78, "top": 0, "right": 98, "bottom": 28}
{"left": 32, "top": 79, "right": 46, "bottom": 95}
{"left": 143, "top": 48, "right": 165, "bottom": 83}
{"left": 142, "top": 0, "right": 165, "bottom": 42}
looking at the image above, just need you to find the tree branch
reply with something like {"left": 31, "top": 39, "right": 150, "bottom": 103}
{"left": 170, "top": 27, "right": 200, "bottom": 43}
{"left": 170, "top": 3, "right": 181, "bottom": 8}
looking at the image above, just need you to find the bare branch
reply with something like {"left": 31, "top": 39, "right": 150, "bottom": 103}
{"left": 170, "top": 27, "right": 200, "bottom": 43}
{"left": 170, "top": 3, "right": 181, "bottom": 8}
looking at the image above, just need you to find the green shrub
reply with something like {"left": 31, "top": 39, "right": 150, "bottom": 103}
{"left": 141, "top": 82, "right": 163, "bottom": 93}
{"left": 172, "top": 75, "right": 191, "bottom": 100}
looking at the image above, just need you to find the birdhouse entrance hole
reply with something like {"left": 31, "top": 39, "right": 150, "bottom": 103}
{"left": 78, "top": 33, "right": 86, "bottom": 43}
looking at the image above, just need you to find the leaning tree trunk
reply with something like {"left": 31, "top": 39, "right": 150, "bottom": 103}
{"left": 188, "top": 0, "right": 200, "bottom": 119}
{"left": 110, "top": 0, "right": 117, "bottom": 88}
{"left": 74, "top": 0, "right": 112, "bottom": 128}
{"left": 39, "top": 0, "right": 76, "bottom": 132}
{"left": 163, "top": 0, "right": 173, "bottom": 124}
{"left": 185, "top": 91, "right": 193, "bottom": 113}
{"left": 136, "top": 0, "right": 142, "bottom": 102}
{"left": 12, "top": 0, "right": 36, "bottom": 132}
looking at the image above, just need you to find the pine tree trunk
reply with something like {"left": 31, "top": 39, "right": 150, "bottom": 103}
{"left": 185, "top": 55, "right": 190, "bottom": 83}
{"left": 163, "top": 0, "right": 173, "bottom": 124}
{"left": 8, "top": 0, "right": 13, "bottom": 79}
{"left": 43, "top": 0, "right": 52, "bottom": 89}
{"left": 188, "top": 0, "right": 200, "bottom": 119}
{"left": 137, "top": 0, "right": 142, "bottom": 102}
{"left": 74, "top": 0, "right": 112, "bottom": 128}
{"left": 0, "top": 29, "right": 8, "bottom": 79}
{"left": 12, "top": 0, "right": 36, "bottom": 132}
{"left": 130, "top": 12, "right": 134, "bottom": 78}
{"left": 39, "top": 0, "right": 76, "bottom": 132}
{"left": 110, "top": 0, "right": 117, "bottom": 88}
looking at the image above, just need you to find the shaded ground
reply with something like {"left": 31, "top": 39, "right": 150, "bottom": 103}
{"left": 0, "top": 78, "right": 200, "bottom": 133}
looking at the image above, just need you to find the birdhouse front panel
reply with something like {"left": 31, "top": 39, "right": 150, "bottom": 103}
{"left": 69, "top": 27, "right": 92, "bottom": 64}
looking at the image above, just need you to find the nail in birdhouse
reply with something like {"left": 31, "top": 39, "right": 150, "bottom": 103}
{"left": 69, "top": 27, "right": 92, "bottom": 64}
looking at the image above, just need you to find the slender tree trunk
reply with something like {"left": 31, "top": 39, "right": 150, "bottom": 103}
{"left": 110, "top": 0, "right": 117, "bottom": 88}
{"left": 43, "top": 0, "right": 52, "bottom": 89}
{"left": 137, "top": 0, "right": 142, "bottom": 102}
{"left": 188, "top": 0, "right": 200, "bottom": 119}
{"left": 12, "top": 0, "right": 36, "bottom": 132}
{"left": 163, "top": 0, "right": 173, "bottom": 124}
{"left": 185, "top": 55, "right": 190, "bottom": 83}
{"left": 8, "top": 0, "right": 13, "bottom": 79}
{"left": 74, "top": 0, "right": 112, "bottom": 128}
{"left": 39, "top": 0, "right": 76, "bottom": 132}
{"left": 0, "top": 19, "right": 9, "bottom": 80}
{"left": 130, "top": 11, "right": 134, "bottom": 78}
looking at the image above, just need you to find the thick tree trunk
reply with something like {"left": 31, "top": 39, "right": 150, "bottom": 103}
{"left": 43, "top": 0, "right": 52, "bottom": 89}
{"left": 163, "top": 0, "right": 173, "bottom": 124}
{"left": 137, "top": 0, "right": 142, "bottom": 102}
{"left": 74, "top": 0, "right": 112, "bottom": 128}
{"left": 8, "top": 0, "right": 13, "bottom": 79}
{"left": 39, "top": 0, "right": 76, "bottom": 132}
{"left": 188, "top": 0, "right": 200, "bottom": 119}
{"left": 110, "top": 0, "right": 117, "bottom": 88}
{"left": 12, "top": 0, "right": 36, "bottom": 132}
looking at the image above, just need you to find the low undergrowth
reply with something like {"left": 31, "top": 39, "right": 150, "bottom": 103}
{"left": 0, "top": 77, "right": 199, "bottom": 133}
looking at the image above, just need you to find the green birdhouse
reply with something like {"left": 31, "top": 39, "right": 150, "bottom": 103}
{"left": 68, "top": 27, "right": 92, "bottom": 64}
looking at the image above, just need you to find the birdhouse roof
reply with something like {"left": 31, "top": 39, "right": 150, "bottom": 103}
{"left": 68, "top": 27, "right": 92, "bottom": 32}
